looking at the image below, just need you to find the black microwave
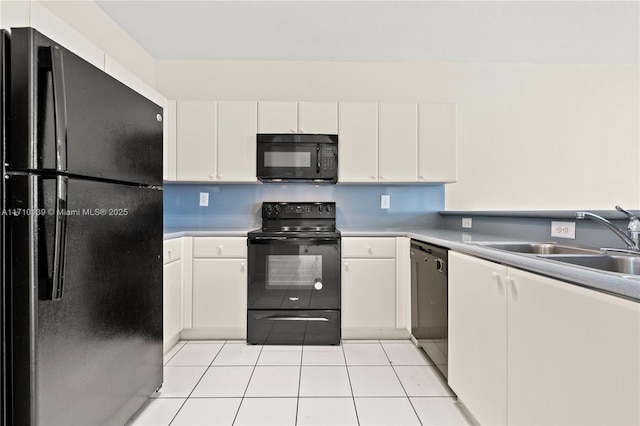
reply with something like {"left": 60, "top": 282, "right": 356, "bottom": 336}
{"left": 256, "top": 134, "right": 338, "bottom": 183}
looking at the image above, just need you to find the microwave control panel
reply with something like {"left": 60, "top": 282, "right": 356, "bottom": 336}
{"left": 321, "top": 147, "right": 337, "bottom": 171}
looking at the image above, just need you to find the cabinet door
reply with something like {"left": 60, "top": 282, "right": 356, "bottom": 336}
{"left": 163, "top": 260, "right": 183, "bottom": 353}
{"left": 176, "top": 101, "right": 217, "bottom": 181}
{"left": 298, "top": 102, "right": 338, "bottom": 134}
{"left": 378, "top": 103, "right": 418, "bottom": 182}
{"left": 217, "top": 101, "right": 257, "bottom": 182}
{"left": 338, "top": 103, "right": 378, "bottom": 182}
{"left": 507, "top": 268, "right": 640, "bottom": 426}
{"left": 192, "top": 259, "right": 247, "bottom": 330}
{"left": 448, "top": 252, "right": 507, "bottom": 426}
{"left": 418, "top": 103, "right": 457, "bottom": 183}
{"left": 257, "top": 101, "right": 297, "bottom": 133}
{"left": 342, "top": 259, "right": 396, "bottom": 328}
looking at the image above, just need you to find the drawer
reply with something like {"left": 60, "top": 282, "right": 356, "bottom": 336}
{"left": 193, "top": 237, "right": 247, "bottom": 258}
{"left": 342, "top": 237, "right": 396, "bottom": 258}
{"left": 163, "top": 238, "right": 183, "bottom": 264}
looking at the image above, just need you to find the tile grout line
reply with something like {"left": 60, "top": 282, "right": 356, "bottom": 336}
{"left": 342, "top": 342, "right": 360, "bottom": 426}
{"left": 167, "top": 340, "right": 228, "bottom": 426}
{"left": 231, "top": 343, "right": 265, "bottom": 426}
{"left": 295, "top": 345, "right": 304, "bottom": 425}
{"left": 379, "top": 341, "right": 424, "bottom": 426}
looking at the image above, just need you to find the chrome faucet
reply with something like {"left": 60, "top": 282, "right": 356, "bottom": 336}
{"left": 575, "top": 206, "right": 640, "bottom": 252}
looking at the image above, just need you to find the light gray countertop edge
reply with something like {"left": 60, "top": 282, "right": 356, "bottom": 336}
{"left": 164, "top": 227, "right": 639, "bottom": 302}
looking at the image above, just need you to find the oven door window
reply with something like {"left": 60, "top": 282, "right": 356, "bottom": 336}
{"left": 267, "top": 255, "right": 322, "bottom": 290}
{"left": 248, "top": 239, "right": 340, "bottom": 310}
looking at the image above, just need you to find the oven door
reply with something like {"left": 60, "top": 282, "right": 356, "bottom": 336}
{"left": 248, "top": 237, "right": 340, "bottom": 309}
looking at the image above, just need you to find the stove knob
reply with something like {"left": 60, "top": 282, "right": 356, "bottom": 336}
{"left": 274, "top": 205, "right": 281, "bottom": 215}
{"left": 314, "top": 281, "right": 323, "bottom": 290}
{"left": 265, "top": 204, "right": 273, "bottom": 215}
{"left": 325, "top": 205, "right": 331, "bottom": 213}
{"left": 318, "top": 204, "right": 324, "bottom": 213}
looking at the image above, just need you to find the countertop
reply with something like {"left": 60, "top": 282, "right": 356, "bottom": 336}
{"left": 164, "top": 227, "right": 640, "bottom": 302}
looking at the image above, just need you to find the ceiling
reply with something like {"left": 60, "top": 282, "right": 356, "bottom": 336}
{"left": 95, "top": 1, "right": 639, "bottom": 64}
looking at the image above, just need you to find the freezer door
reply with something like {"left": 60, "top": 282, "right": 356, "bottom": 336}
{"left": 8, "top": 27, "right": 162, "bottom": 185}
{"left": 6, "top": 175, "right": 162, "bottom": 425}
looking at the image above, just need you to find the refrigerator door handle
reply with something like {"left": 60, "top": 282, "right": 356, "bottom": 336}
{"left": 50, "top": 175, "right": 68, "bottom": 300}
{"left": 49, "top": 45, "right": 68, "bottom": 173}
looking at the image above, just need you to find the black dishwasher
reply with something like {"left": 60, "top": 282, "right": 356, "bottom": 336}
{"left": 410, "top": 240, "right": 449, "bottom": 378}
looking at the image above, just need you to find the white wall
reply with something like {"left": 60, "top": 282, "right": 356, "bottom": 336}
{"left": 156, "top": 60, "right": 639, "bottom": 210}
{"left": 1, "top": 0, "right": 156, "bottom": 86}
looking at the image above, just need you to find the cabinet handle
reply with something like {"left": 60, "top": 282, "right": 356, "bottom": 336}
{"left": 240, "top": 262, "right": 245, "bottom": 272}
{"left": 343, "top": 262, "right": 349, "bottom": 271}
{"left": 419, "top": 175, "right": 425, "bottom": 180}
{"left": 379, "top": 175, "right": 385, "bottom": 180}
{"left": 508, "top": 276, "right": 518, "bottom": 300}
{"left": 492, "top": 271, "right": 505, "bottom": 295}
{"left": 371, "top": 175, "right": 377, "bottom": 180}
{"left": 209, "top": 173, "right": 215, "bottom": 179}
{"left": 217, "top": 174, "right": 222, "bottom": 179}
{"left": 167, "top": 249, "right": 173, "bottom": 259}
{"left": 217, "top": 245, "right": 223, "bottom": 256}
{"left": 291, "top": 129, "right": 297, "bottom": 133}
{"left": 367, "top": 246, "right": 373, "bottom": 255}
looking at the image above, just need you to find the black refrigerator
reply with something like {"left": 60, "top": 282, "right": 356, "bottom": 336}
{"left": 1, "top": 27, "right": 163, "bottom": 425}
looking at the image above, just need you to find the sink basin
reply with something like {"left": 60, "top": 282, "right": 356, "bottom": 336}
{"left": 472, "top": 242, "right": 601, "bottom": 255}
{"left": 539, "top": 254, "right": 640, "bottom": 275}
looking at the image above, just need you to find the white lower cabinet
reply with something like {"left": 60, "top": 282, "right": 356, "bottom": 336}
{"left": 449, "top": 251, "right": 640, "bottom": 426}
{"left": 342, "top": 259, "right": 396, "bottom": 329}
{"left": 187, "top": 237, "right": 247, "bottom": 339}
{"left": 163, "top": 239, "right": 184, "bottom": 353}
{"left": 341, "top": 237, "right": 407, "bottom": 338}
{"left": 192, "top": 259, "right": 247, "bottom": 333}
{"left": 448, "top": 252, "right": 507, "bottom": 426}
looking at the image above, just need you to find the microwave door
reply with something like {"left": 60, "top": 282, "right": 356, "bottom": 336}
{"left": 257, "top": 143, "right": 318, "bottom": 181}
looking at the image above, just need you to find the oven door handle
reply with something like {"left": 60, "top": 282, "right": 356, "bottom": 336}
{"left": 260, "top": 315, "right": 330, "bottom": 322}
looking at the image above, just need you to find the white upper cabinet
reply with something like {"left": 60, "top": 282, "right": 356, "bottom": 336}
{"left": 378, "top": 102, "right": 418, "bottom": 182}
{"left": 258, "top": 101, "right": 338, "bottom": 134}
{"left": 216, "top": 101, "right": 258, "bottom": 182}
{"left": 298, "top": 102, "right": 338, "bottom": 134}
{"left": 418, "top": 103, "right": 457, "bottom": 183}
{"left": 176, "top": 101, "right": 217, "bottom": 181}
{"left": 257, "top": 101, "right": 298, "bottom": 133}
{"left": 338, "top": 102, "right": 378, "bottom": 182}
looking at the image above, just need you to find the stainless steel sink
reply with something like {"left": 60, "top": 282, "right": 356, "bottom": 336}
{"left": 472, "top": 242, "right": 602, "bottom": 255}
{"left": 538, "top": 254, "right": 640, "bottom": 275}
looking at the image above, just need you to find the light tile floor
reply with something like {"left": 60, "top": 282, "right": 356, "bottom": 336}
{"left": 130, "top": 340, "right": 470, "bottom": 426}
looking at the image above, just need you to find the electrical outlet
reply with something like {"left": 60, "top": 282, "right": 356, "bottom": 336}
{"left": 462, "top": 217, "right": 472, "bottom": 229}
{"left": 199, "top": 192, "right": 209, "bottom": 207}
{"left": 551, "top": 221, "right": 576, "bottom": 239}
{"left": 381, "top": 195, "right": 390, "bottom": 209}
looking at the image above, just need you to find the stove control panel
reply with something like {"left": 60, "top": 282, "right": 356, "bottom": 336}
{"left": 262, "top": 202, "right": 336, "bottom": 219}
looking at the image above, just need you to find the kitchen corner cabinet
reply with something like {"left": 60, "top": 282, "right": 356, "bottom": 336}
{"left": 258, "top": 101, "right": 338, "bottom": 134}
{"left": 163, "top": 238, "right": 184, "bottom": 353}
{"left": 341, "top": 238, "right": 397, "bottom": 336}
{"left": 418, "top": 103, "right": 457, "bottom": 183}
{"left": 176, "top": 101, "right": 257, "bottom": 182}
{"left": 190, "top": 238, "right": 247, "bottom": 339}
{"left": 449, "top": 251, "right": 640, "bottom": 426}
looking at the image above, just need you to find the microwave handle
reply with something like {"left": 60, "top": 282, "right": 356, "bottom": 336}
{"left": 316, "top": 144, "right": 321, "bottom": 174}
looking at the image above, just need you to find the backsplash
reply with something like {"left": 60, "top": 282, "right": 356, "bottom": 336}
{"left": 163, "top": 183, "right": 445, "bottom": 229}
